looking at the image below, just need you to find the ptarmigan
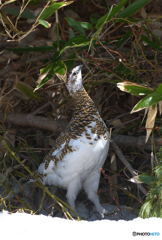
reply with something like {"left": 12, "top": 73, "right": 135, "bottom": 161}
{"left": 38, "top": 65, "right": 110, "bottom": 217}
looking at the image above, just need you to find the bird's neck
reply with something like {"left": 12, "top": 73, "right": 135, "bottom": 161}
{"left": 72, "top": 88, "right": 98, "bottom": 116}
{"left": 67, "top": 88, "right": 107, "bottom": 137}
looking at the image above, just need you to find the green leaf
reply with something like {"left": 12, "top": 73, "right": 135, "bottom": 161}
{"left": 39, "top": 1, "right": 73, "bottom": 20}
{"left": 156, "top": 84, "right": 162, "bottom": 94}
{"left": 117, "top": 81, "right": 153, "bottom": 96}
{"left": 138, "top": 174, "right": 156, "bottom": 185}
{"left": 2, "top": 6, "right": 35, "bottom": 19}
{"left": 79, "top": 21, "right": 92, "bottom": 30}
{"left": 89, "top": 0, "right": 127, "bottom": 49}
{"left": 132, "top": 88, "right": 162, "bottom": 112}
{"left": 139, "top": 201, "right": 152, "bottom": 218}
{"left": 15, "top": 81, "right": 40, "bottom": 99}
{"left": 54, "top": 61, "right": 67, "bottom": 75}
{"left": 35, "top": 61, "right": 67, "bottom": 91}
{"left": 66, "top": 17, "right": 92, "bottom": 35}
{"left": 96, "top": 0, "right": 127, "bottom": 29}
{"left": 35, "top": 72, "right": 53, "bottom": 91}
{"left": 119, "top": 0, "right": 152, "bottom": 18}
{"left": 40, "top": 63, "right": 54, "bottom": 74}
{"left": 38, "top": 19, "right": 51, "bottom": 28}
{"left": 60, "top": 36, "right": 90, "bottom": 55}
{"left": 155, "top": 165, "right": 162, "bottom": 179}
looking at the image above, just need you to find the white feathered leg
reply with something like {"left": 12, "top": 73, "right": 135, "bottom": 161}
{"left": 66, "top": 178, "right": 82, "bottom": 210}
{"left": 83, "top": 170, "right": 107, "bottom": 218}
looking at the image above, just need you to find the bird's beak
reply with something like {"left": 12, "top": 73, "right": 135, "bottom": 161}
{"left": 78, "top": 65, "right": 83, "bottom": 70}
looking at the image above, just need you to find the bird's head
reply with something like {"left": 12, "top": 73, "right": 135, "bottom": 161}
{"left": 66, "top": 65, "right": 83, "bottom": 94}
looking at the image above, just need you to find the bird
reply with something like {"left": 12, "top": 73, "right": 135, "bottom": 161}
{"left": 38, "top": 65, "right": 110, "bottom": 217}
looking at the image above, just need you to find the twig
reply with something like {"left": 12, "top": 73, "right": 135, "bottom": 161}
{"left": 111, "top": 140, "right": 147, "bottom": 195}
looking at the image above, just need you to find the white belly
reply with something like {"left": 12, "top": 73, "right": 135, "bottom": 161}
{"left": 38, "top": 131, "right": 109, "bottom": 188}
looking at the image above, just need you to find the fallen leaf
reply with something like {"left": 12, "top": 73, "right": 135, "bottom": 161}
{"left": 158, "top": 101, "right": 162, "bottom": 115}
{"left": 145, "top": 105, "right": 157, "bottom": 142}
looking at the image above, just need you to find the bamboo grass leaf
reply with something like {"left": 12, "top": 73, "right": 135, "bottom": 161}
{"left": 119, "top": 0, "right": 152, "bottom": 18}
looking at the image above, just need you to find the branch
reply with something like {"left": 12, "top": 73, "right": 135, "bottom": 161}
{"left": 111, "top": 140, "right": 147, "bottom": 195}
{"left": 113, "top": 135, "right": 162, "bottom": 150}
{"left": 1, "top": 112, "right": 161, "bottom": 150}
{"left": 0, "top": 113, "right": 67, "bottom": 133}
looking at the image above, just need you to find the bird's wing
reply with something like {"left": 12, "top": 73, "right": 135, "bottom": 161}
{"left": 43, "top": 132, "right": 74, "bottom": 169}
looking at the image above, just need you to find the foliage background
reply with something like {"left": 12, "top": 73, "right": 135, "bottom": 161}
{"left": 0, "top": 0, "right": 161, "bottom": 218}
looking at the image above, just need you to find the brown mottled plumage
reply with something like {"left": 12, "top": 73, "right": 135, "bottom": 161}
{"left": 44, "top": 89, "right": 108, "bottom": 167}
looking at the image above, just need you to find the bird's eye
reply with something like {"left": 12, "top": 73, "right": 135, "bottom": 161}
{"left": 73, "top": 72, "right": 77, "bottom": 76}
